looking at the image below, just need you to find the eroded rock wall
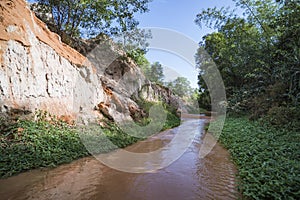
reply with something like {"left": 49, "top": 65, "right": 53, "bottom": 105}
{"left": 0, "top": 0, "right": 182, "bottom": 124}
{"left": 137, "top": 83, "right": 186, "bottom": 114}
{"left": 0, "top": 0, "right": 106, "bottom": 121}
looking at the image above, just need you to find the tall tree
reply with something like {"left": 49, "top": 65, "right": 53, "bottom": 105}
{"left": 167, "top": 77, "right": 193, "bottom": 97}
{"left": 271, "top": 0, "right": 300, "bottom": 105}
{"left": 195, "top": 0, "right": 300, "bottom": 114}
{"left": 148, "top": 62, "right": 164, "bottom": 84}
{"left": 33, "top": 0, "right": 152, "bottom": 38}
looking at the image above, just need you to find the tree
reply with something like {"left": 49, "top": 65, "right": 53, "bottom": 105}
{"left": 33, "top": 0, "right": 152, "bottom": 38}
{"left": 126, "top": 48, "right": 151, "bottom": 76}
{"left": 195, "top": 0, "right": 300, "bottom": 116}
{"left": 271, "top": 0, "right": 300, "bottom": 105}
{"left": 167, "top": 77, "right": 193, "bottom": 97}
{"left": 148, "top": 62, "right": 164, "bottom": 84}
{"left": 116, "top": 28, "right": 152, "bottom": 52}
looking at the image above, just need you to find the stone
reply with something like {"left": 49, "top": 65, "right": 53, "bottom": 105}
{"left": 0, "top": 0, "right": 184, "bottom": 124}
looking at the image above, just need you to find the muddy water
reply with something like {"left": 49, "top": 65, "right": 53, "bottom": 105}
{"left": 0, "top": 118, "right": 240, "bottom": 200}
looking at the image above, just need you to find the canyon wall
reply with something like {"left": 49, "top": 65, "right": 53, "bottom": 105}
{"left": 0, "top": 0, "right": 182, "bottom": 124}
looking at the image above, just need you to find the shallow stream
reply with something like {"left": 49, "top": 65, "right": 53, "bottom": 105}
{"left": 0, "top": 117, "right": 239, "bottom": 200}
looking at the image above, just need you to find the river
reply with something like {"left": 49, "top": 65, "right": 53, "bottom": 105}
{"left": 0, "top": 118, "right": 240, "bottom": 200}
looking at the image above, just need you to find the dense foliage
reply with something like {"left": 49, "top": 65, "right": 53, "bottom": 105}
{"left": 0, "top": 115, "right": 134, "bottom": 178}
{"left": 134, "top": 99, "right": 181, "bottom": 130}
{"left": 30, "top": 0, "right": 153, "bottom": 54}
{"left": 197, "top": 1, "right": 300, "bottom": 198}
{"left": 166, "top": 77, "right": 193, "bottom": 97}
{"left": 33, "top": 0, "right": 152, "bottom": 38}
{"left": 214, "top": 117, "right": 300, "bottom": 199}
{"left": 195, "top": 0, "right": 300, "bottom": 123}
{"left": 145, "top": 61, "right": 165, "bottom": 84}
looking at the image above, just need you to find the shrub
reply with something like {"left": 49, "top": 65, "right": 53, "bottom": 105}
{"left": 263, "top": 106, "right": 300, "bottom": 131}
{"left": 0, "top": 119, "right": 88, "bottom": 178}
{"left": 213, "top": 117, "right": 300, "bottom": 199}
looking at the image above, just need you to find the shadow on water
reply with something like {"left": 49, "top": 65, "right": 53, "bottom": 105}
{"left": 0, "top": 118, "right": 240, "bottom": 200}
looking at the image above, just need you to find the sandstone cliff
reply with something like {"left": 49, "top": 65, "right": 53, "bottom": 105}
{"left": 0, "top": 0, "right": 182, "bottom": 124}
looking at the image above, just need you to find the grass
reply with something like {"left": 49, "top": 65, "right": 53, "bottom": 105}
{"left": 0, "top": 104, "right": 180, "bottom": 178}
{"left": 213, "top": 117, "right": 300, "bottom": 199}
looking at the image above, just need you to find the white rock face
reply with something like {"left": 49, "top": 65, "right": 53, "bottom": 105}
{"left": 0, "top": 1, "right": 146, "bottom": 123}
{"left": 0, "top": 37, "right": 105, "bottom": 120}
{"left": 0, "top": 0, "right": 106, "bottom": 122}
{"left": 0, "top": 0, "right": 182, "bottom": 123}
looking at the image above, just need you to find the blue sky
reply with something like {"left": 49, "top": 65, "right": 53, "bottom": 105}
{"left": 136, "top": 0, "right": 239, "bottom": 42}
{"left": 27, "top": 0, "right": 243, "bottom": 88}
{"left": 135, "top": 0, "right": 243, "bottom": 88}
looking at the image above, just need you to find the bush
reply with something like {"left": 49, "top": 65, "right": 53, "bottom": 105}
{"left": 0, "top": 113, "right": 139, "bottom": 178}
{"left": 135, "top": 99, "right": 181, "bottom": 129}
{"left": 0, "top": 119, "right": 88, "bottom": 178}
{"left": 213, "top": 117, "right": 300, "bottom": 199}
{"left": 263, "top": 106, "right": 300, "bottom": 131}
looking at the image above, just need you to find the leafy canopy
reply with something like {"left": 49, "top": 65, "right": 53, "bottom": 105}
{"left": 33, "top": 0, "right": 152, "bottom": 38}
{"left": 167, "top": 77, "right": 193, "bottom": 97}
{"left": 195, "top": 0, "right": 300, "bottom": 116}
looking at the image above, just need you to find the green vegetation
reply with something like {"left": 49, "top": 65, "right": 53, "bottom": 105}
{"left": 0, "top": 117, "right": 89, "bottom": 178}
{"left": 0, "top": 105, "right": 180, "bottom": 178}
{"left": 31, "top": 0, "right": 152, "bottom": 57}
{"left": 134, "top": 99, "right": 181, "bottom": 130}
{"left": 141, "top": 61, "right": 165, "bottom": 85}
{"left": 0, "top": 116, "right": 121, "bottom": 178}
{"left": 212, "top": 117, "right": 300, "bottom": 199}
{"left": 166, "top": 77, "right": 193, "bottom": 97}
{"left": 133, "top": 58, "right": 199, "bottom": 114}
{"left": 196, "top": 1, "right": 300, "bottom": 199}
{"left": 32, "top": 0, "right": 152, "bottom": 38}
{"left": 195, "top": 0, "right": 300, "bottom": 120}
{"left": 127, "top": 48, "right": 151, "bottom": 71}
{"left": 148, "top": 62, "right": 165, "bottom": 84}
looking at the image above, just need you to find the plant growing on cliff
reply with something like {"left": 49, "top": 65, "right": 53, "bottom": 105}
{"left": 32, "top": 0, "right": 152, "bottom": 38}
{"left": 134, "top": 99, "right": 180, "bottom": 130}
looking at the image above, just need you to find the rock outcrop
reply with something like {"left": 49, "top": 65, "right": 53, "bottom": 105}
{"left": 0, "top": 0, "right": 182, "bottom": 124}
